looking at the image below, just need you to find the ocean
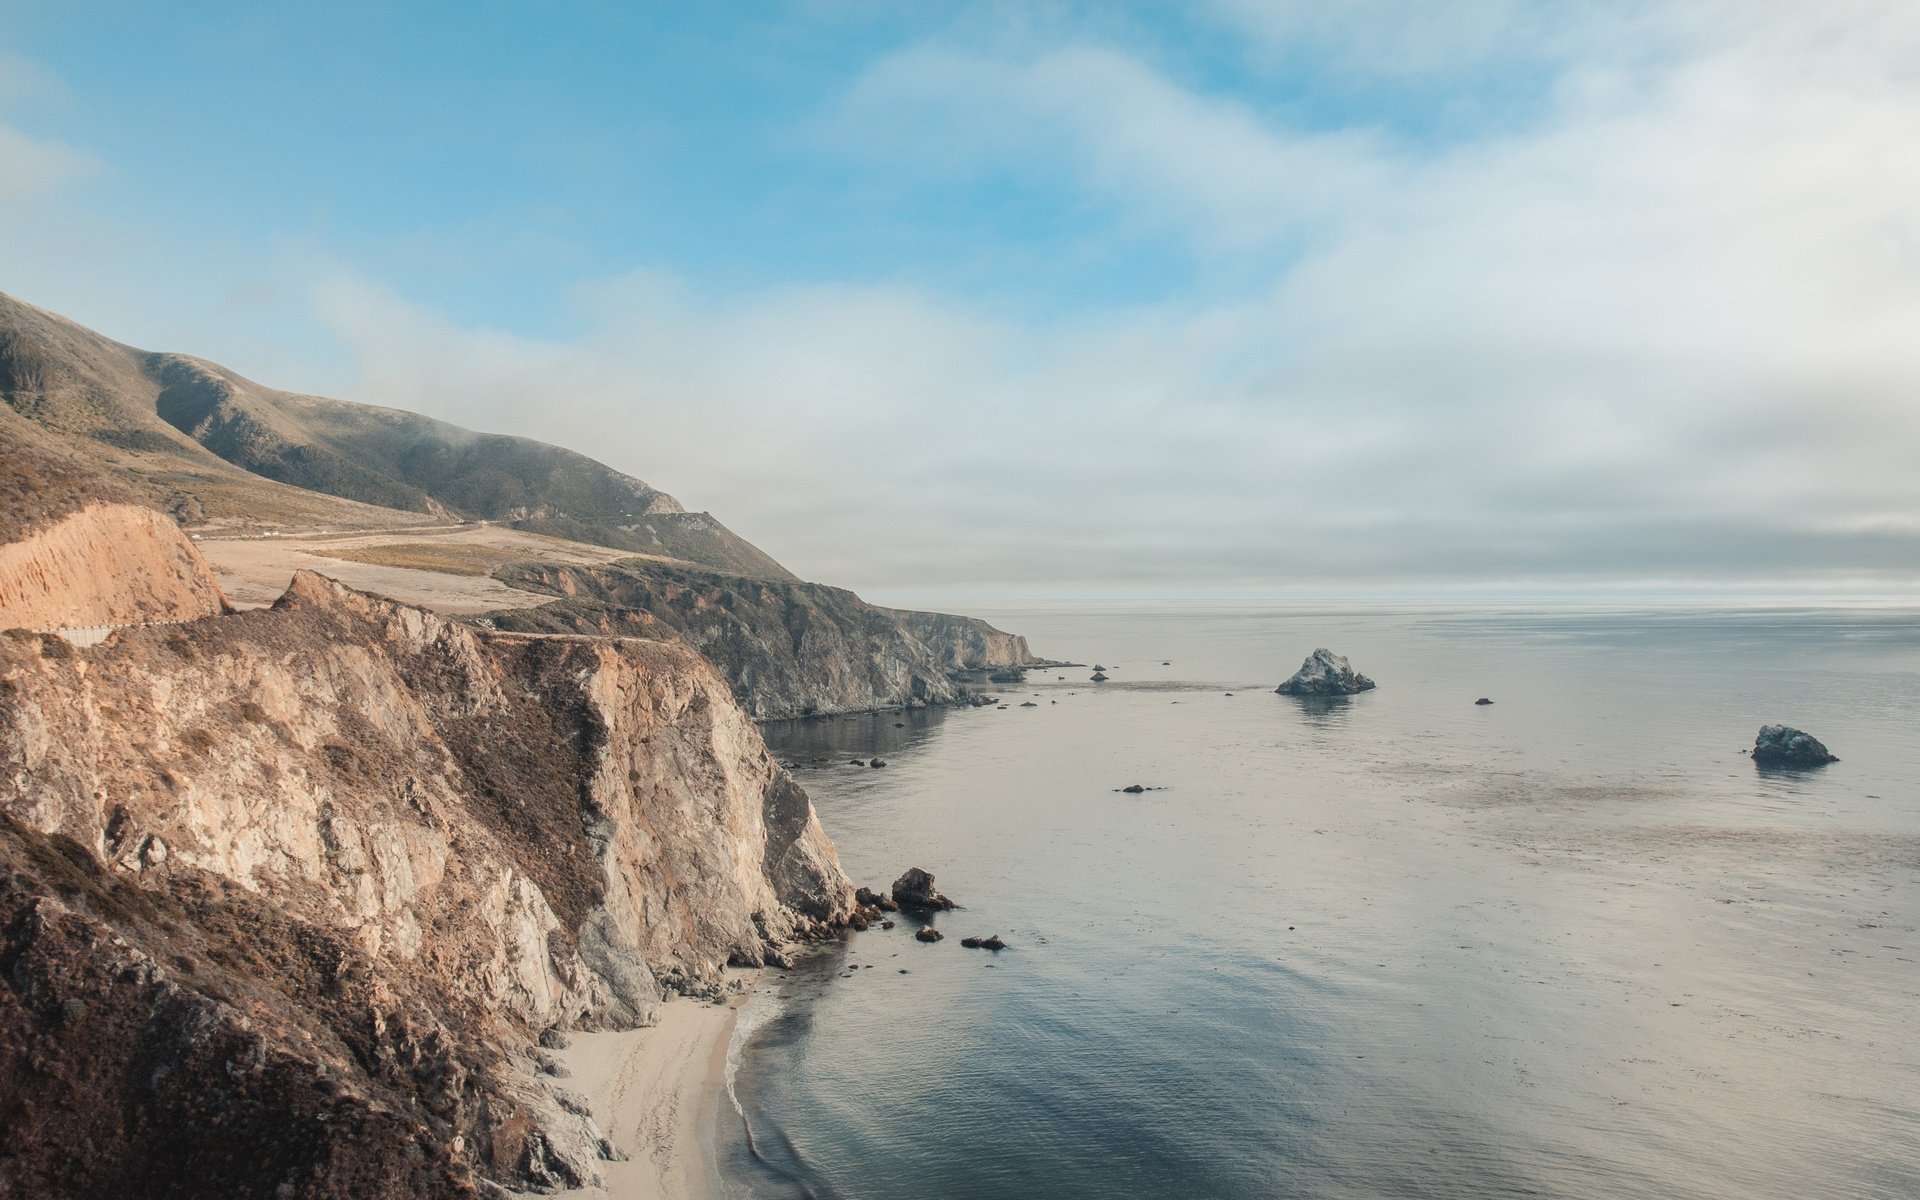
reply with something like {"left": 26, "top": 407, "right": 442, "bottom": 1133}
{"left": 728, "top": 605, "right": 1920, "bottom": 1200}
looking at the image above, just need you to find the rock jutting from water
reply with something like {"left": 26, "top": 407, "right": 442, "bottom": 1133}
{"left": 854, "top": 886, "right": 900, "bottom": 912}
{"left": 1751, "top": 724, "right": 1838, "bottom": 767}
{"left": 960, "top": 935, "right": 1007, "bottom": 950}
{"left": 1275, "top": 648, "right": 1376, "bottom": 696}
{"left": 1475, "top": 697, "right": 1494, "bottom": 706}
{"left": 891, "top": 867, "right": 956, "bottom": 912}
{"left": 915, "top": 927, "right": 945, "bottom": 943}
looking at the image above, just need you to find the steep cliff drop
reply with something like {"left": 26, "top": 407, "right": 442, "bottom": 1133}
{"left": 487, "top": 559, "right": 1039, "bottom": 719}
{"left": 0, "top": 546, "right": 853, "bottom": 1196}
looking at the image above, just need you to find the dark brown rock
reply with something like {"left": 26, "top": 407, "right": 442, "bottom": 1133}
{"left": 891, "top": 867, "right": 955, "bottom": 912}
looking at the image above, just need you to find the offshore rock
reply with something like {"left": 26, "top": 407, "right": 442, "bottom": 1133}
{"left": 1276, "top": 649, "right": 1376, "bottom": 696}
{"left": 854, "top": 886, "right": 899, "bottom": 913}
{"left": 891, "top": 867, "right": 955, "bottom": 913}
{"left": 1752, "top": 724, "right": 1838, "bottom": 767}
{"left": 914, "top": 927, "right": 944, "bottom": 943}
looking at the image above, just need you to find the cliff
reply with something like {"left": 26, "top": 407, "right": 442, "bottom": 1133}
{"left": 887, "top": 607, "right": 1035, "bottom": 674}
{"left": 485, "top": 559, "right": 1036, "bottom": 719}
{"left": 0, "top": 565, "right": 853, "bottom": 1196}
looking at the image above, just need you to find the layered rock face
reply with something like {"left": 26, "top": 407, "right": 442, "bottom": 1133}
{"left": 887, "top": 608, "right": 1035, "bottom": 674}
{"left": 0, "top": 568, "right": 852, "bottom": 1196}
{"left": 0, "top": 503, "right": 227, "bottom": 630}
{"left": 488, "top": 560, "right": 1035, "bottom": 719}
{"left": 1275, "top": 648, "right": 1376, "bottom": 696}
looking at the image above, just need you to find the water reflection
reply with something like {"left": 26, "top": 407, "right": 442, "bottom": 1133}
{"left": 761, "top": 707, "right": 952, "bottom": 768}
{"left": 1283, "top": 693, "right": 1355, "bottom": 724}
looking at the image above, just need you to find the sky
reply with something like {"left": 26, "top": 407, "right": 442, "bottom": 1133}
{"left": 3, "top": 1, "right": 1918, "bottom": 604}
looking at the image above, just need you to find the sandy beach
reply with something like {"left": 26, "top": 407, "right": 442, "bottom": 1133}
{"left": 543, "top": 991, "right": 749, "bottom": 1200}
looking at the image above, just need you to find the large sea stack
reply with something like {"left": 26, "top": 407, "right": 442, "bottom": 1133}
{"left": 1275, "top": 648, "right": 1376, "bottom": 696}
{"left": 1751, "top": 724, "right": 1838, "bottom": 767}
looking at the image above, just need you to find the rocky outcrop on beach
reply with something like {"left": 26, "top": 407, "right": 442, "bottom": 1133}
{"left": 0, "top": 547, "right": 854, "bottom": 1195}
{"left": 1276, "top": 649, "right": 1376, "bottom": 696}
{"left": 485, "top": 559, "right": 1037, "bottom": 720}
{"left": 1751, "top": 724, "right": 1838, "bottom": 767}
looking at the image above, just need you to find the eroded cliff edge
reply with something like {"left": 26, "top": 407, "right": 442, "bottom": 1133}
{"left": 0, "top": 568, "right": 853, "bottom": 1198}
{"left": 486, "top": 559, "right": 1038, "bottom": 719}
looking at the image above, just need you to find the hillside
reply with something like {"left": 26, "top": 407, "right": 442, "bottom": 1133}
{"left": 0, "top": 292, "right": 793, "bottom": 579}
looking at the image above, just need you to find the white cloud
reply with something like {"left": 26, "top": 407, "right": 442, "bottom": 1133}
{"left": 297, "top": 5, "right": 1920, "bottom": 595}
{"left": 0, "top": 121, "right": 100, "bottom": 203}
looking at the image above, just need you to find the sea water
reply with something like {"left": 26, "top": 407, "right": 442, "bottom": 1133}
{"left": 727, "top": 606, "right": 1920, "bottom": 1200}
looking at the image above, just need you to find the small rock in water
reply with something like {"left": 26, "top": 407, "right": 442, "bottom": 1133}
{"left": 1475, "top": 697, "right": 1494, "bottom": 706}
{"left": 891, "top": 866, "right": 956, "bottom": 912}
{"left": 854, "top": 886, "right": 900, "bottom": 912}
{"left": 915, "top": 927, "right": 945, "bottom": 943}
{"left": 869, "top": 757, "right": 888, "bottom": 768}
{"left": 1020, "top": 701, "right": 1038, "bottom": 707}
{"left": 1275, "top": 648, "right": 1376, "bottom": 696}
{"left": 1751, "top": 724, "right": 1838, "bottom": 767}
{"left": 1094, "top": 664, "right": 1108, "bottom": 671}
{"left": 849, "top": 758, "right": 867, "bottom": 767}
{"left": 960, "top": 934, "right": 1007, "bottom": 950}
{"left": 1090, "top": 672, "right": 1109, "bottom": 682}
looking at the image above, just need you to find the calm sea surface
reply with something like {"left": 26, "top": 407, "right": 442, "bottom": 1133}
{"left": 726, "top": 606, "right": 1920, "bottom": 1200}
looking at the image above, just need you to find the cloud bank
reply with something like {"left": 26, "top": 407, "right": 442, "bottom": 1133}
{"left": 308, "top": 4, "right": 1920, "bottom": 597}
{"left": 11, "top": 4, "right": 1920, "bottom": 599}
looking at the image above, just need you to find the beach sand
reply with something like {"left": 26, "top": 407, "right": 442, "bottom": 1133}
{"left": 544, "top": 992, "right": 749, "bottom": 1200}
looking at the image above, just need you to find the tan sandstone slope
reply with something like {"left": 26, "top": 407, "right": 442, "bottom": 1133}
{"left": 0, "top": 503, "right": 227, "bottom": 630}
{"left": 0, "top": 546, "right": 854, "bottom": 1196}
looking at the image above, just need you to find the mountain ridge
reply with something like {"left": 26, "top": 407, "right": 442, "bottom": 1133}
{"left": 0, "top": 291, "right": 792, "bottom": 579}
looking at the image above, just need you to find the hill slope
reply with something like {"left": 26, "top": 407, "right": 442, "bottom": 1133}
{"left": 0, "top": 292, "right": 793, "bottom": 579}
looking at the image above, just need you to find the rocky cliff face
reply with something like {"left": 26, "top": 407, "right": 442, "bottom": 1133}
{"left": 887, "top": 608, "right": 1035, "bottom": 674}
{"left": 0, "top": 503, "right": 227, "bottom": 631}
{"left": 486, "top": 560, "right": 1036, "bottom": 719}
{"left": 0, "top": 567, "right": 853, "bottom": 1196}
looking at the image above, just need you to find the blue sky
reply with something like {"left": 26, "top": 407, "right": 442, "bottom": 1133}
{"left": 5, "top": 2, "right": 1557, "bottom": 331}
{"left": 4, "top": 2, "right": 1919, "bottom": 601}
